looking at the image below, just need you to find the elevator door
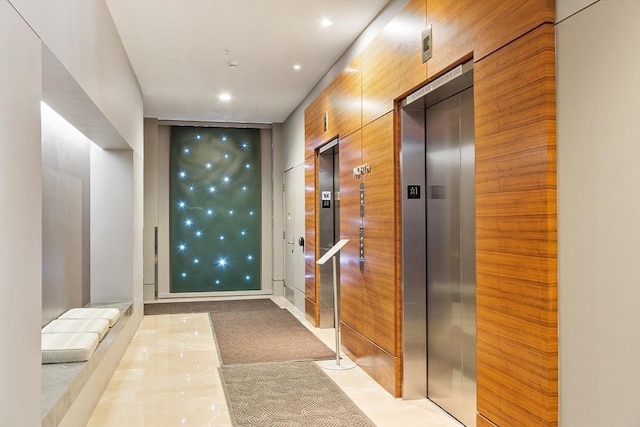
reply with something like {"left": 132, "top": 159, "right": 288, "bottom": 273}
{"left": 426, "top": 87, "right": 476, "bottom": 426}
{"left": 318, "top": 141, "right": 339, "bottom": 328}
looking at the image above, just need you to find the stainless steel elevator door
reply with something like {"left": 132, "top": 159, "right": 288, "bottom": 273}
{"left": 426, "top": 87, "right": 476, "bottom": 427}
{"left": 318, "top": 143, "right": 339, "bottom": 328}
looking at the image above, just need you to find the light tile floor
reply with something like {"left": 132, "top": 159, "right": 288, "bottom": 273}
{"left": 88, "top": 297, "right": 463, "bottom": 427}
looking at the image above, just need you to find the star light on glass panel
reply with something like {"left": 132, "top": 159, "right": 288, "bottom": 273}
{"left": 181, "top": 272, "right": 187, "bottom": 278}
{"left": 179, "top": 171, "right": 187, "bottom": 179}
{"left": 206, "top": 208, "right": 213, "bottom": 216}
{"left": 246, "top": 254, "right": 253, "bottom": 261}
{"left": 205, "top": 162, "right": 212, "bottom": 169}
{"left": 183, "top": 147, "right": 190, "bottom": 154}
{"left": 244, "top": 275, "right": 251, "bottom": 281}
{"left": 185, "top": 218, "right": 193, "bottom": 227}
{"left": 219, "top": 235, "right": 225, "bottom": 240}
{"left": 178, "top": 201, "right": 186, "bottom": 209}
{"left": 208, "top": 186, "right": 216, "bottom": 193}
{"left": 196, "top": 134, "right": 201, "bottom": 141}
{"left": 249, "top": 211, "right": 254, "bottom": 216}
{"left": 188, "top": 184, "right": 195, "bottom": 191}
{"left": 215, "top": 279, "right": 221, "bottom": 285}
{"left": 241, "top": 142, "right": 248, "bottom": 150}
{"left": 178, "top": 243, "right": 187, "bottom": 251}
{"left": 193, "top": 258, "right": 199, "bottom": 264}
{"left": 223, "top": 176, "right": 230, "bottom": 183}
{"left": 241, "top": 185, "right": 248, "bottom": 191}
{"left": 195, "top": 230, "right": 202, "bottom": 238}
{"left": 228, "top": 210, "right": 234, "bottom": 215}
{"left": 217, "top": 257, "right": 228, "bottom": 268}
{"left": 223, "top": 153, "right": 229, "bottom": 159}
{"left": 222, "top": 135, "right": 227, "bottom": 141}
{"left": 245, "top": 163, "right": 251, "bottom": 169}
{"left": 240, "top": 229, "right": 247, "bottom": 236}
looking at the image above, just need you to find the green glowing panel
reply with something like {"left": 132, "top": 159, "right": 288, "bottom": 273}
{"left": 170, "top": 127, "right": 261, "bottom": 292}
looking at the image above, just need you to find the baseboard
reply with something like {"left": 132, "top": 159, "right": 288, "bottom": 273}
{"left": 340, "top": 322, "right": 398, "bottom": 397}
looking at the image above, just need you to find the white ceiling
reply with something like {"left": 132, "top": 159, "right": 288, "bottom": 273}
{"left": 106, "top": 0, "right": 389, "bottom": 124}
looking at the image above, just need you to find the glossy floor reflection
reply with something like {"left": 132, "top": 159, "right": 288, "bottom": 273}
{"left": 88, "top": 297, "right": 463, "bottom": 427}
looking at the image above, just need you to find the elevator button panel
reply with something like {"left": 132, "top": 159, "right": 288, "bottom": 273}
{"left": 359, "top": 183, "right": 365, "bottom": 217}
{"left": 359, "top": 226, "right": 365, "bottom": 271}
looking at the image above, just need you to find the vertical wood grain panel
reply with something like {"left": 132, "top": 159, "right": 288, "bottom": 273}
{"left": 475, "top": 24, "right": 557, "bottom": 426}
{"left": 397, "top": 0, "right": 428, "bottom": 93}
{"left": 361, "top": 113, "right": 397, "bottom": 355}
{"left": 426, "top": 0, "right": 554, "bottom": 78}
{"left": 326, "top": 57, "right": 362, "bottom": 139}
{"left": 338, "top": 130, "right": 364, "bottom": 333}
{"left": 341, "top": 322, "right": 397, "bottom": 396}
{"left": 304, "top": 93, "right": 327, "bottom": 159}
{"left": 362, "top": 0, "right": 427, "bottom": 126}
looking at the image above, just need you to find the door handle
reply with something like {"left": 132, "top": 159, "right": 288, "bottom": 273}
{"left": 287, "top": 240, "right": 294, "bottom": 253}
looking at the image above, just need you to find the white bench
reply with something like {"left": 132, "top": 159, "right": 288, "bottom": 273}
{"left": 41, "top": 332, "right": 99, "bottom": 364}
{"left": 41, "top": 307, "right": 121, "bottom": 364}
{"left": 42, "top": 318, "right": 110, "bottom": 341}
{"left": 58, "top": 307, "right": 121, "bottom": 327}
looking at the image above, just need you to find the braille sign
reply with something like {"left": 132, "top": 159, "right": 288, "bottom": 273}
{"left": 407, "top": 185, "right": 421, "bottom": 199}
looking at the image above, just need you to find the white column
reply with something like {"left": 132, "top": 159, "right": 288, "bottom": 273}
{"left": 0, "top": 1, "right": 42, "bottom": 424}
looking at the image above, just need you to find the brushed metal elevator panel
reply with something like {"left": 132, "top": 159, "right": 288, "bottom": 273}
{"left": 426, "top": 93, "right": 463, "bottom": 420}
{"left": 401, "top": 62, "right": 475, "bottom": 427}
{"left": 426, "top": 87, "right": 476, "bottom": 427}
{"left": 401, "top": 107, "right": 427, "bottom": 400}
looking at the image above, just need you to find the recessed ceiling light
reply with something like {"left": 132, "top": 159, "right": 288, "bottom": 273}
{"left": 293, "top": 64, "right": 302, "bottom": 71}
{"left": 320, "top": 17, "right": 333, "bottom": 28}
{"left": 218, "top": 93, "right": 231, "bottom": 102}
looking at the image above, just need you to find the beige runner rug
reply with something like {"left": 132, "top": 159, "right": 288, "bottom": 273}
{"left": 209, "top": 303, "right": 335, "bottom": 365}
{"left": 220, "top": 361, "right": 375, "bottom": 427}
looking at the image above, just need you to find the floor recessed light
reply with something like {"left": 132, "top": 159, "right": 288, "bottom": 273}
{"left": 219, "top": 93, "right": 231, "bottom": 102}
{"left": 293, "top": 64, "right": 301, "bottom": 71}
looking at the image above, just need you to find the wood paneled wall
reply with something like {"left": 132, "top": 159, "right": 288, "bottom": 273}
{"left": 425, "top": 0, "right": 554, "bottom": 76}
{"left": 303, "top": 0, "right": 557, "bottom": 423}
{"left": 475, "top": 24, "right": 557, "bottom": 427}
{"left": 362, "top": 0, "right": 427, "bottom": 125}
{"left": 336, "top": 130, "right": 363, "bottom": 331}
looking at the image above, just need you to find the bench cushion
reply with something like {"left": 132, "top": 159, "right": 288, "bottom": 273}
{"left": 42, "top": 318, "right": 110, "bottom": 341}
{"left": 41, "top": 333, "right": 99, "bottom": 364}
{"left": 58, "top": 307, "right": 121, "bottom": 327}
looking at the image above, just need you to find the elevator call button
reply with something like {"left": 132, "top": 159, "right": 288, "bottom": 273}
{"left": 407, "top": 185, "right": 421, "bottom": 199}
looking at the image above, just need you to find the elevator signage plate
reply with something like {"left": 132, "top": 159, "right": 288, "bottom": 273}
{"left": 407, "top": 185, "right": 421, "bottom": 199}
{"left": 406, "top": 64, "right": 463, "bottom": 105}
{"left": 321, "top": 191, "right": 331, "bottom": 208}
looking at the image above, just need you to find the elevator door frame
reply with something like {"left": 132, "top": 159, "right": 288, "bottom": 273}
{"left": 400, "top": 61, "right": 475, "bottom": 425}
{"left": 317, "top": 139, "right": 340, "bottom": 328}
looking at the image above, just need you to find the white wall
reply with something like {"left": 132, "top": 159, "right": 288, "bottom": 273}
{"left": 271, "top": 123, "right": 285, "bottom": 295}
{"left": 143, "top": 118, "right": 159, "bottom": 300}
{"left": 41, "top": 102, "right": 91, "bottom": 325}
{"left": 10, "top": 0, "right": 143, "bottom": 155}
{"left": 557, "top": 1, "right": 640, "bottom": 425}
{"left": 0, "top": 2, "right": 42, "bottom": 426}
{"left": 90, "top": 146, "right": 134, "bottom": 302}
{"left": 1, "top": 0, "right": 144, "bottom": 422}
{"left": 132, "top": 151, "right": 144, "bottom": 308}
